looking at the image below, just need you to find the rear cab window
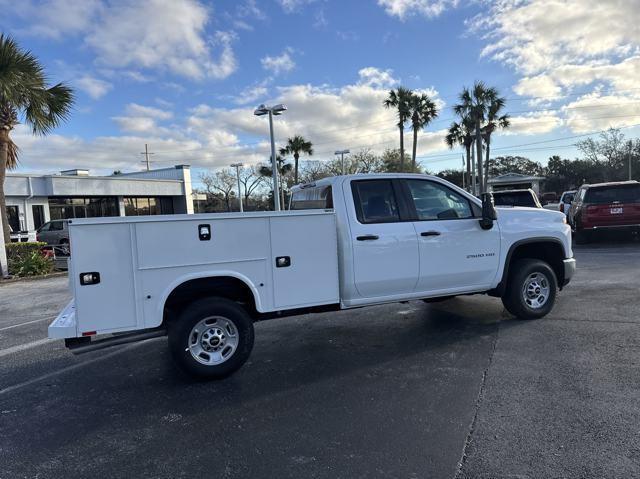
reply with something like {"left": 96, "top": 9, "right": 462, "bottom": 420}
{"left": 493, "top": 191, "right": 538, "bottom": 207}
{"left": 290, "top": 185, "right": 333, "bottom": 210}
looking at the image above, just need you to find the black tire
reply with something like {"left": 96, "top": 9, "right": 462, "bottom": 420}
{"left": 501, "top": 259, "right": 557, "bottom": 319}
{"left": 574, "top": 227, "right": 590, "bottom": 244}
{"left": 168, "top": 297, "right": 254, "bottom": 379}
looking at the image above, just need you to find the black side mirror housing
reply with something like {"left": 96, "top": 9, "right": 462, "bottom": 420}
{"left": 479, "top": 192, "right": 497, "bottom": 230}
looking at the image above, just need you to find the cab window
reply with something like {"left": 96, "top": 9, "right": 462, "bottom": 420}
{"left": 290, "top": 185, "right": 333, "bottom": 210}
{"left": 352, "top": 180, "right": 400, "bottom": 224}
{"left": 406, "top": 180, "right": 473, "bottom": 220}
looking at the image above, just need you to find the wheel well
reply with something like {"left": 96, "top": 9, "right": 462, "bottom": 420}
{"left": 494, "top": 240, "right": 566, "bottom": 295}
{"left": 163, "top": 276, "right": 257, "bottom": 324}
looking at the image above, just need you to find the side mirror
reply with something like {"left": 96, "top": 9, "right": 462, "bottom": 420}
{"left": 479, "top": 192, "right": 497, "bottom": 230}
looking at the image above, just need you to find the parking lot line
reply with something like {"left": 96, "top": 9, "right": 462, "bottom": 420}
{"left": 0, "top": 318, "right": 50, "bottom": 331}
{"left": 0, "top": 338, "right": 52, "bottom": 358}
{"left": 0, "top": 341, "right": 150, "bottom": 396}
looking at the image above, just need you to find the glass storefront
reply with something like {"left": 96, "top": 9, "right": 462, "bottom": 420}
{"left": 124, "top": 197, "right": 174, "bottom": 216}
{"left": 49, "top": 197, "right": 119, "bottom": 220}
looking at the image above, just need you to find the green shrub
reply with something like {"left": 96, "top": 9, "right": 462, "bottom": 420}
{"left": 6, "top": 242, "right": 54, "bottom": 277}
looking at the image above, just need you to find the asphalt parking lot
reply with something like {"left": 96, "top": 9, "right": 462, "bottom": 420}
{"left": 1, "top": 240, "right": 640, "bottom": 479}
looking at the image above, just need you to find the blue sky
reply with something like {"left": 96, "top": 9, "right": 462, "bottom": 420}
{"left": 1, "top": 0, "right": 639, "bottom": 179}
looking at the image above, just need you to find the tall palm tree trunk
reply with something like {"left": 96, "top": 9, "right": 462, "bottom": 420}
{"left": 294, "top": 153, "right": 299, "bottom": 184}
{"left": 399, "top": 125, "right": 405, "bottom": 172}
{"left": 475, "top": 121, "right": 484, "bottom": 193}
{"left": 0, "top": 130, "right": 10, "bottom": 243}
{"left": 465, "top": 143, "right": 472, "bottom": 193}
{"left": 411, "top": 128, "right": 418, "bottom": 172}
{"left": 484, "top": 136, "right": 491, "bottom": 190}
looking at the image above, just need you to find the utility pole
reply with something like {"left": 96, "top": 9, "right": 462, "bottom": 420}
{"left": 140, "top": 144, "right": 154, "bottom": 171}
{"left": 628, "top": 140, "right": 633, "bottom": 180}
{"left": 335, "top": 149, "right": 350, "bottom": 175}
{"left": 230, "top": 163, "right": 244, "bottom": 212}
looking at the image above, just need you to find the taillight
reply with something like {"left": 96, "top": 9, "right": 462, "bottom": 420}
{"left": 559, "top": 203, "right": 564, "bottom": 213}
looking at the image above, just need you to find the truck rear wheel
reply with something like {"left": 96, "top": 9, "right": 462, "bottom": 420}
{"left": 168, "top": 297, "right": 254, "bottom": 379}
{"left": 501, "top": 259, "right": 557, "bottom": 319}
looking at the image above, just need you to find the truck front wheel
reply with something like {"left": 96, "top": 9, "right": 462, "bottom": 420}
{"left": 501, "top": 259, "right": 557, "bottom": 319}
{"left": 168, "top": 297, "right": 254, "bottom": 379}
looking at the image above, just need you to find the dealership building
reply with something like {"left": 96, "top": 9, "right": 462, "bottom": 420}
{"left": 5, "top": 165, "right": 198, "bottom": 238}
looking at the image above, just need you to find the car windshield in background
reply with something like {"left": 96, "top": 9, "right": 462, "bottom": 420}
{"left": 563, "top": 193, "right": 575, "bottom": 203}
{"left": 493, "top": 192, "right": 537, "bottom": 207}
{"left": 584, "top": 185, "right": 640, "bottom": 204}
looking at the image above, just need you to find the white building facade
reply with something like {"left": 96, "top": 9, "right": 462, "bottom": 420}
{"left": 5, "top": 165, "right": 195, "bottom": 239}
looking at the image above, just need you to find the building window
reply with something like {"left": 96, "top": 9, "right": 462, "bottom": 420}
{"left": 49, "top": 197, "right": 119, "bottom": 219}
{"left": 6, "top": 206, "right": 20, "bottom": 232}
{"left": 32, "top": 205, "right": 45, "bottom": 230}
{"left": 123, "top": 197, "right": 174, "bottom": 216}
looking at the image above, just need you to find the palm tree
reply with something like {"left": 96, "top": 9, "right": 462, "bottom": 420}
{"left": 259, "top": 155, "right": 292, "bottom": 209}
{"left": 408, "top": 92, "right": 438, "bottom": 171}
{"left": 279, "top": 135, "right": 313, "bottom": 185}
{"left": 383, "top": 87, "right": 413, "bottom": 172}
{"left": 453, "top": 81, "right": 501, "bottom": 193}
{"left": 481, "top": 98, "right": 510, "bottom": 188}
{"left": 0, "top": 34, "right": 74, "bottom": 243}
{"left": 445, "top": 117, "right": 474, "bottom": 191}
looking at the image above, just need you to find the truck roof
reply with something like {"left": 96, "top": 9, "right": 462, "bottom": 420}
{"left": 290, "top": 173, "right": 444, "bottom": 192}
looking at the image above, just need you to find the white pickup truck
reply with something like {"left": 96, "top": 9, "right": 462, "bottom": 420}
{"left": 49, "top": 173, "right": 576, "bottom": 379}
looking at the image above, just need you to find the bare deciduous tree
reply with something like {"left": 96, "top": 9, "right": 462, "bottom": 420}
{"left": 200, "top": 169, "right": 236, "bottom": 212}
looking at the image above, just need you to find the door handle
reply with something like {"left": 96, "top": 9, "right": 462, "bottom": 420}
{"left": 420, "top": 231, "right": 441, "bottom": 237}
{"left": 356, "top": 235, "right": 379, "bottom": 241}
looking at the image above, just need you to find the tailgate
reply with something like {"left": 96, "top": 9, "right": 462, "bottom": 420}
{"left": 586, "top": 202, "right": 640, "bottom": 226}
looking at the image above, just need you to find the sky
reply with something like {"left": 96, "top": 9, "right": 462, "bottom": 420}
{"left": 1, "top": 0, "right": 640, "bottom": 181}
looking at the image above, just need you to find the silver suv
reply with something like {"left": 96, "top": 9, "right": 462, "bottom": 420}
{"left": 36, "top": 220, "right": 70, "bottom": 253}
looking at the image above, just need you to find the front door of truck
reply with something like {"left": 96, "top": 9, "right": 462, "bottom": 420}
{"left": 402, "top": 179, "right": 500, "bottom": 293}
{"left": 347, "top": 179, "right": 419, "bottom": 298}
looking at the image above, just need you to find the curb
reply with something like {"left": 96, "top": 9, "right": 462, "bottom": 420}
{"left": 0, "top": 271, "right": 68, "bottom": 285}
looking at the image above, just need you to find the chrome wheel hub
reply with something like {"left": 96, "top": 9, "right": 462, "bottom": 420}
{"left": 187, "top": 316, "right": 238, "bottom": 366}
{"left": 522, "top": 272, "right": 550, "bottom": 309}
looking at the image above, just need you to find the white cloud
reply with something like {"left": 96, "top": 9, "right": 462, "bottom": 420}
{"left": 12, "top": 71, "right": 450, "bottom": 173}
{"left": 470, "top": 0, "right": 640, "bottom": 133}
{"left": 563, "top": 93, "right": 640, "bottom": 134}
{"left": 357, "top": 67, "right": 398, "bottom": 89}
{"left": 75, "top": 75, "right": 112, "bottom": 99}
{"left": 4, "top": 0, "right": 238, "bottom": 81}
{"left": 112, "top": 103, "right": 173, "bottom": 134}
{"left": 377, "top": 0, "right": 459, "bottom": 20}
{"left": 0, "top": 0, "right": 103, "bottom": 38}
{"left": 234, "top": 84, "right": 270, "bottom": 105}
{"left": 505, "top": 113, "right": 563, "bottom": 136}
{"left": 276, "top": 0, "right": 318, "bottom": 13}
{"left": 261, "top": 49, "right": 296, "bottom": 75}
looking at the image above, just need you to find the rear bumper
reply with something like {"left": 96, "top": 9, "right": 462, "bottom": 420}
{"left": 583, "top": 223, "right": 640, "bottom": 231}
{"left": 562, "top": 258, "right": 576, "bottom": 287}
{"left": 48, "top": 299, "right": 77, "bottom": 339}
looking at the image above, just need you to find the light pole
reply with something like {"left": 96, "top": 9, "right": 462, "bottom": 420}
{"left": 334, "top": 149, "right": 350, "bottom": 175}
{"left": 230, "top": 163, "right": 244, "bottom": 212}
{"left": 254, "top": 103, "right": 287, "bottom": 211}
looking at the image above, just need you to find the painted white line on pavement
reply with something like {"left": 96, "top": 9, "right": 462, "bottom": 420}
{"left": 0, "top": 318, "right": 49, "bottom": 331}
{"left": 0, "top": 338, "right": 52, "bottom": 358}
{"left": 0, "top": 340, "right": 155, "bottom": 396}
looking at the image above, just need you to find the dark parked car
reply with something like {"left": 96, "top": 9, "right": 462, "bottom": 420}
{"left": 568, "top": 181, "right": 640, "bottom": 243}
{"left": 36, "top": 219, "right": 70, "bottom": 253}
{"left": 492, "top": 189, "right": 542, "bottom": 208}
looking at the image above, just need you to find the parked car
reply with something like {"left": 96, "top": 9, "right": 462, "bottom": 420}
{"left": 558, "top": 190, "right": 577, "bottom": 217}
{"left": 36, "top": 219, "right": 70, "bottom": 253}
{"left": 568, "top": 181, "right": 640, "bottom": 243}
{"left": 49, "top": 173, "right": 575, "bottom": 379}
{"left": 492, "top": 189, "right": 542, "bottom": 208}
